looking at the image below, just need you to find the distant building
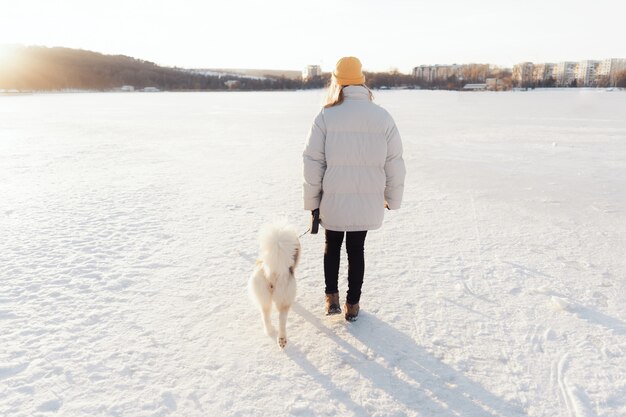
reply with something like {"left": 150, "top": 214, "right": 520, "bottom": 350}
{"left": 597, "top": 58, "right": 626, "bottom": 86}
{"left": 532, "top": 63, "right": 556, "bottom": 84}
{"left": 576, "top": 60, "right": 601, "bottom": 87}
{"left": 413, "top": 65, "right": 434, "bottom": 81}
{"left": 420, "top": 63, "right": 492, "bottom": 82}
{"left": 142, "top": 87, "right": 160, "bottom": 92}
{"left": 486, "top": 78, "right": 505, "bottom": 91}
{"left": 413, "top": 64, "right": 464, "bottom": 82}
{"left": 513, "top": 61, "right": 561, "bottom": 86}
{"left": 554, "top": 62, "right": 577, "bottom": 87}
{"left": 512, "top": 62, "right": 534, "bottom": 87}
{"left": 302, "top": 65, "right": 322, "bottom": 80}
{"left": 436, "top": 64, "right": 462, "bottom": 80}
{"left": 512, "top": 58, "right": 626, "bottom": 87}
{"left": 462, "top": 83, "right": 487, "bottom": 91}
{"left": 120, "top": 85, "right": 134, "bottom": 92}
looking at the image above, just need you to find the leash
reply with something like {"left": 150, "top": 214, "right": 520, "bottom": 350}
{"left": 299, "top": 228, "right": 311, "bottom": 238}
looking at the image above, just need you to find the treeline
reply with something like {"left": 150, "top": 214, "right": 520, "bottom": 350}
{"left": 1, "top": 46, "right": 206, "bottom": 90}
{"left": 417, "top": 67, "right": 513, "bottom": 90}
{"left": 302, "top": 72, "right": 422, "bottom": 90}
{"left": 5, "top": 46, "right": 623, "bottom": 92}
{"left": 1, "top": 46, "right": 525, "bottom": 92}
{"left": 598, "top": 73, "right": 626, "bottom": 88}
{"left": 0, "top": 46, "right": 304, "bottom": 91}
{"left": 516, "top": 73, "right": 626, "bottom": 89}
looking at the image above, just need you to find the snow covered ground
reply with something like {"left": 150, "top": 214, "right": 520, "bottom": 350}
{"left": 1, "top": 89, "right": 625, "bottom": 417}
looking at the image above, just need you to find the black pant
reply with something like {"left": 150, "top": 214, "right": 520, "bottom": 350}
{"left": 324, "top": 229, "right": 367, "bottom": 305}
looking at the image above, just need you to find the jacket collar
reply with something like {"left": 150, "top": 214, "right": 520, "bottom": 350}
{"left": 342, "top": 85, "right": 370, "bottom": 100}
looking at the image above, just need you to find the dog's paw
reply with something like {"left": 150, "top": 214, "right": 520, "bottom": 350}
{"left": 278, "top": 337, "right": 287, "bottom": 349}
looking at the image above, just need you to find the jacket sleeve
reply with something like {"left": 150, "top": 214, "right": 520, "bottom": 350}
{"left": 384, "top": 118, "right": 406, "bottom": 210}
{"left": 302, "top": 111, "right": 327, "bottom": 210}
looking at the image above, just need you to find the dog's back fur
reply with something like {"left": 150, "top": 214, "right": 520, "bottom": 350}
{"left": 248, "top": 222, "right": 300, "bottom": 349}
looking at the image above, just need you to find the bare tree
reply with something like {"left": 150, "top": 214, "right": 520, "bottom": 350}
{"left": 616, "top": 70, "right": 626, "bottom": 88}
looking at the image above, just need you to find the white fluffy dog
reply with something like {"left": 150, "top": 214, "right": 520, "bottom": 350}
{"left": 248, "top": 223, "right": 300, "bottom": 349}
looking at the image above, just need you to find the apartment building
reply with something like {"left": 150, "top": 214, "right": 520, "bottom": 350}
{"left": 597, "top": 58, "right": 626, "bottom": 86}
{"left": 413, "top": 64, "right": 488, "bottom": 82}
{"left": 576, "top": 60, "right": 601, "bottom": 87}
{"left": 413, "top": 65, "right": 433, "bottom": 81}
{"left": 302, "top": 65, "right": 322, "bottom": 80}
{"left": 532, "top": 63, "right": 556, "bottom": 84}
{"left": 552, "top": 62, "right": 577, "bottom": 86}
{"left": 413, "top": 65, "right": 461, "bottom": 81}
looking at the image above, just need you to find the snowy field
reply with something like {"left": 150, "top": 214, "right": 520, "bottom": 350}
{"left": 1, "top": 89, "right": 625, "bottom": 417}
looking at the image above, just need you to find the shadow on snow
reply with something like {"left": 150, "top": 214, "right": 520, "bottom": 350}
{"left": 290, "top": 302, "right": 525, "bottom": 417}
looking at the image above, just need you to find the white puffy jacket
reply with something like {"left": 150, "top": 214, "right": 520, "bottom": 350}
{"left": 302, "top": 85, "right": 406, "bottom": 231}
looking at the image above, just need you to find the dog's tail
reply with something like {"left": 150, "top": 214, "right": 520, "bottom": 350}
{"left": 258, "top": 222, "right": 300, "bottom": 277}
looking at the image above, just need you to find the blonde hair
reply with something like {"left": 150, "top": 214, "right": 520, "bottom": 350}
{"left": 324, "top": 77, "right": 374, "bottom": 108}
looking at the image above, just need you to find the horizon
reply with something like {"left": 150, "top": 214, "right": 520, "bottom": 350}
{"left": 3, "top": 43, "right": 625, "bottom": 76}
{"left": 1, "top": 0, "right": 625, "bottom": 73}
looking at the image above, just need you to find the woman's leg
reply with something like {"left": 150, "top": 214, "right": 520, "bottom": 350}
{"left": 345, "top": 231, "right": 367, "bottom": 305}
{"left": 324, "top": 229, "right": 344, "bottom": 294}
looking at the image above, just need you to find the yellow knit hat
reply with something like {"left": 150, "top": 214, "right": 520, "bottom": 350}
{"left": 332, "top": 56, "right": 365, "bottom": 85}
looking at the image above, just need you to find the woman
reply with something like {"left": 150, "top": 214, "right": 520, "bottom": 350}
{"left": 302, "top": 56, "right": 406, "bottom": 322}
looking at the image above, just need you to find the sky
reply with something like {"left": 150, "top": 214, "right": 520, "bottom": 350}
{"left": 1, "top": 0, "right": 625, "bottom": 73}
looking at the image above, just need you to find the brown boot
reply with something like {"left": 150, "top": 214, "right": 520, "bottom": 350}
{"left": 344, "top": 302, "right": 360, "bottom": 322}
{"left": 325, "top": 293, "right": 341, "bottom": 315}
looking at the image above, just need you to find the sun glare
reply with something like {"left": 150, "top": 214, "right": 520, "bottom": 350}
{"left": 0, "top": 46, "right": 16, "bottom": 66}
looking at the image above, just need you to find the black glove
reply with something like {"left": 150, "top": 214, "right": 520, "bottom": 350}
{"left": 310, "top": 209, "right": 320, "bottom": 234}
